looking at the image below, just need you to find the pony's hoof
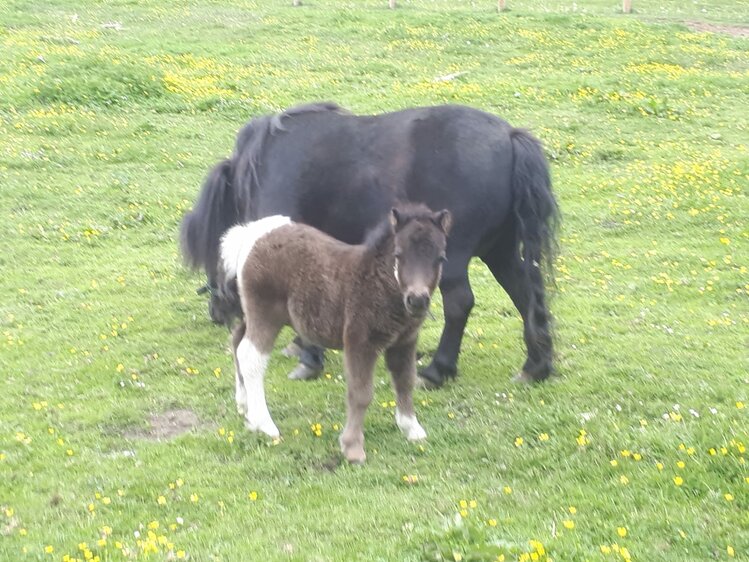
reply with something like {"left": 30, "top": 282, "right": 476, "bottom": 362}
{"left": 281, "top": 341, "right": 302, "bottom": 358}
{"left": 287, "top": 364, "right": 322, "bottom": 381}
{"left": 512, "top": 371, "right": 536, "bottom": 384}
{"left": 245, "top": 418, "right": 281, "bottom": 439}
{"left": 342, "top": 446, "right": 366, "bottom": 464}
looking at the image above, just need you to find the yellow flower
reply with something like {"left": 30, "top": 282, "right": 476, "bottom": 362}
{"left": 656, "top": 462, "right": 664, "bottom": 471}
{"left": 737, "top": 402, "right": 745, "bottom": 409}
{"left": 568, "top": 506, "right": 577, "bottom": 514}
{"left": 248, "top": 491, "right": 258, "bottom": 501}
{"left": 724, "top": 493, "right": 734, "bottom": 501}
{"left": 190, "top": 493, "right": 199, "bottom": 503}
{"left": 177, "top": 550, "right": 186, "bottom": 559}
{"left": 487, "top": 518, "right": 497, "bottom": 527}
{"left": 619, "top": 475, "right": 629, "bottom": 485}
{"left": 673, "top": 476, "right": 684, "bottom": 486}
{"left": 538, "top": 433, "right": 549, "bottom": 441}
{"left": 157, "top": 495, "right": 166, "bottom": 505}
{"left": 563, "top": 519, "right": 575, "bottom": 529}
{"left": 600, "top": 545, "right": 611, "bottom": 554}
{"left": 45, "top": 545, "right": 54, "bottom": 554}
{"left": 610, "top": 459, "right": 619, "bottom": 467}
{"left": 503, "top": 486, "right": 512, "bottom": 495}
{"left": 676, "top": 461, "right": 685, "bottom": 469}
{"left": 632, "top": 453, "right": 642, "bottom": 461}
{"left": 617, "top": 527, "right": 627, "bottom": 537}
{"left": 515, "top": 437, "right": 524, "bottom": 447}
{"left": 727, "top": 545, "right": 735, "bottom": 557}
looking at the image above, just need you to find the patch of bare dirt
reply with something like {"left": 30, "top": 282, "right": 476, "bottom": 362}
{"left": 124, "top": 409, "right": 202, "bottom": 441}
{"left": 685, "top": 21, "right": 749, "bottom": 38}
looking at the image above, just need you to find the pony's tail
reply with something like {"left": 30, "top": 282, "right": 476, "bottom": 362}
{"left": 509, "top": 128, "right": 559, "bottom": 342}
{"left": 180, "top": 158, "right": 238, "bottom": 275}
{"left": 220, "top": 216, "right": 293, "bottom": 282}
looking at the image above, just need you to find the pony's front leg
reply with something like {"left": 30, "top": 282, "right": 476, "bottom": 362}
{"left": 231, "top": 322, "right": 247, "bottom": 415}
{"left": 236, "top": 335, "right": 279, "bottom": 438}
{"left": 340, "top": 346, "right": 377, "bottom": 464}
{"left": 385, "top": 339, "right": 427, "bottom": 442}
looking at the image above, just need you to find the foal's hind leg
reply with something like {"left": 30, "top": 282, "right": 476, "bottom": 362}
{"left": 419, "top": 253, "right": 475, "bottom": 388}
{"left": 385, "top": 340, "right": 426, "bottom": 442}
{"left": 231, "top": 322, "right": 247, "bottom": 415}
{"left": 481, "top": 242, "right": 553, "bottom": 382}
{"left": 235, "top": 320, "right": 284, "bottom": 438}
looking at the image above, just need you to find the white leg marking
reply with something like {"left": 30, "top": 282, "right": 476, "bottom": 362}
{"left": 236, "top": 338, "right": 279, "bottom": 438}
{"left": 235, "top": 368, "right": 247, "bottom": 415}
{"left": 395, "top": 407, "right": 427, "bottom": 441}
{"left": 394, "top": 261, "right": 400, "bottom": 285}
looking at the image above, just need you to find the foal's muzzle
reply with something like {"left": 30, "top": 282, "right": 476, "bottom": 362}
{"left": 405, "top": 292, "right": 430, "bottom": 317}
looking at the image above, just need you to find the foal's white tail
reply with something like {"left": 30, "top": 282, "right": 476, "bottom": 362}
{"left": 220, "top": 216, "right": 292, "bottom": 280}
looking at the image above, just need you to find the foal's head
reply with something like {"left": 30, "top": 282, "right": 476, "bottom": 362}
{"left": 390, "top": 206, "right": 452, "bottom": 318}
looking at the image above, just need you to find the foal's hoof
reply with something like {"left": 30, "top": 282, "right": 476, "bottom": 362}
{"left": 287, "top": 364, "right": 322, "bottom": 381}
{"left": 245, "top": 417, "right": 281, "bottom": 439}
{"left": 281, "top": 341, "right": 303, "bottom": 358}
{"left": 341, "top": 445, "right": 366, "bottom": 465}
{"left": 512, "top": 371, "right": 545, "bottom": 384}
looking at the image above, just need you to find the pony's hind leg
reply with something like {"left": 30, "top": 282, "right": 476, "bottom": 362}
{"left": 236, "top": 322, "right": 283, "bottom": 438}
{"left": 231, "top": 322, "right": 247, "bottom": 415}
{"left": 481, "top": 241, "right": 553, "bottom": 382}
{"left": 385, "top": 340, "right": 427, "bottom": 441}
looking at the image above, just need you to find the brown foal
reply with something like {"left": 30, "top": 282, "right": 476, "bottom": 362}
{"left": 220, "top": 204, "right": 451, "bottom": 463}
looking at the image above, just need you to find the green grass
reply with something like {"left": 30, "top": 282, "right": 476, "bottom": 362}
{"left": 1, "top": 0, "right": 747, "bottom": 560}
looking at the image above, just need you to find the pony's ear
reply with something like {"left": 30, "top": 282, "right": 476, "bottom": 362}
{"left": 433, "top": 209, "right": 452, "bottom": 235}
{"left": 390, "top": 208, "right": 402, "bottom": 230}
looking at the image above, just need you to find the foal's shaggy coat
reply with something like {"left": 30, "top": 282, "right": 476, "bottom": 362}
{"left": 221, "top": 205, "right": 450, "bottom": 463}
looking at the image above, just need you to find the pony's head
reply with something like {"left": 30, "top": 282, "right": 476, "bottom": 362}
{"left": 390, "top": 206, "right": 452, "bottom": 318}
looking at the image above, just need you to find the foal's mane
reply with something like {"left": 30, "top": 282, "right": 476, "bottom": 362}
{"left": 363, "top": 203, "right": 438, "bottom": 254}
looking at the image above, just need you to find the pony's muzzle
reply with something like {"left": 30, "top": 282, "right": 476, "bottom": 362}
{"left": 405, "top": 292, "right": 430, "bottom": 317}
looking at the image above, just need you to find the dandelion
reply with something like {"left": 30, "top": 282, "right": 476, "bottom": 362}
{"left": 487, "top": 518, "right": 497, "bottom": 527}
{"left": 190, "top": 493, "right": 199, "bottom": 503}
{"left": 673, "top": 476, "right": 684, "bottom": 486}
{"left": 610, "top": 459, "right": 619, "bottom": 467}
{"left": 538, "top": 433, "right": 549, "bottom": 441}
{"left": 676, "top": 461, "right": 685, "bottom": 469}
{"left": 157, "top": 495, "right": 166, "bottom": 505}
{"left": 45, "top": 545, "right": 54, "bottom": 554}
{"left": 617, "top": 527, "right": 627, "bottom": 537}
{"left": 248, "top": 491, "right": 258, "bottom": 501}
{"left": 515, "top": 437, "right": 524, "bottom": 447}
{"left": 503, "top": 486, "right": 512, "bottom": 494}
{"left": 620, "top": 475, "right": 629, "bottom": 485}
{"left": 724, "top": 493, "right": 734, "bottom": 501}
{"left": 737, "top": 402, "right": 745, "bottom": 409}
{"left": 728, "top": 545, "right": 735, "bottom": 557}
{"left": 563, "top": 519, "right": 575, "bottom": 530}
{"left": 569, "top": 506, "right": 577, "bottom": 514}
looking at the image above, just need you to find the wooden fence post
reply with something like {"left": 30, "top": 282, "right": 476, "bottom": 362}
{"left": 389, "top": 0, "right": 396, "bottom": 8}
{"left": 622, "top": 0, "right": 632, "bottom": 13}
{"left": 498, "top": 0, "right": 507, "bottom": 11}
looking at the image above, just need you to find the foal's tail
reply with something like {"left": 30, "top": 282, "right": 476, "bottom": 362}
{"left": 509, "top": 128, "right": 560, "bottom": 338}
{"left": 220, "top": 216, "right": 293, "bottom": 282}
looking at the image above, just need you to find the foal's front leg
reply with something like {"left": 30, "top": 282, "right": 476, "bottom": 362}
{"left": 340, "top": 346, "right": 377, "bottom": 464}
{"left": 235, "top": 334, "right": 280, "bottom": 438}
{"left": 385, "top": 339, "right": 427, "bottom": 442}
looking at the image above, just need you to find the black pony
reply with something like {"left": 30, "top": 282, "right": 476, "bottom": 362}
{"left": 181, "top": 102, "right": 559, "bottom": 387}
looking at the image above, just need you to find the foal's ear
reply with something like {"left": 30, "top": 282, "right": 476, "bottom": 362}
{"left": 433, "top": 209, "right": 452, "bottom": 235}
{"left": 390, "top": 208, "right": 402, "bottom": 230}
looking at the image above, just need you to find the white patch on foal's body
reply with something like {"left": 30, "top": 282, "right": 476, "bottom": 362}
{"left": 394, "top": 261, "right": 400, "bottom": 285}
{"left": 395, "top": 408, "right": 427, "bottom": 441}
{"left": 220, "top": 215, "right": 292, "bottom": 280}
{"left": 236, "top": 338, "right": 279, "bottom": 438}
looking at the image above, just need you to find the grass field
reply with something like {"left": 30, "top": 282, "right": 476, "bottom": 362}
{"left": 1, "top": 0, "right": 747, "bottom": 560}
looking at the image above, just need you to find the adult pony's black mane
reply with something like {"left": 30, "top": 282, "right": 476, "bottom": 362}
{"left": 180, "top": 102, "right": 348, "bottom": 275}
